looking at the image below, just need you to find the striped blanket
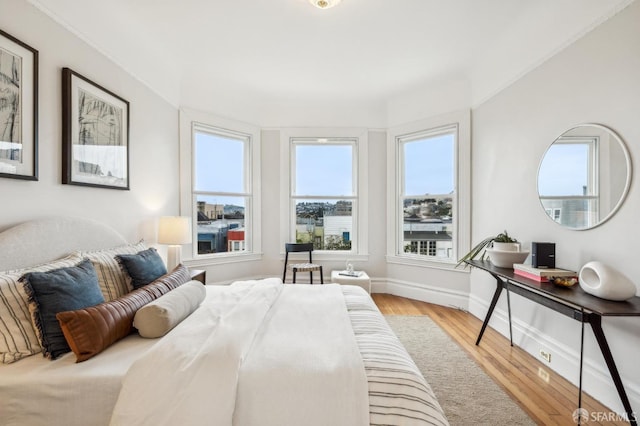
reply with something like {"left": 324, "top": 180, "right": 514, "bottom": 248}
{"left": 342, "top": 286, "right": 449, "bottom": 426}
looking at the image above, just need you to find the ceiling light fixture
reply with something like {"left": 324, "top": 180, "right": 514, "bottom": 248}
{"left": 309, "top": 0, "right": 342, "bottom": 9}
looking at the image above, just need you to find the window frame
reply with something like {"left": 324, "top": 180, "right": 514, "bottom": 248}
{"left": 179, "top": 109, "right": 262, "bottom": 265}
{"left": 290, "top": 138, "right": 358, "bottom": 253}
{"left": 193, "top": 124, "right": 251, "bottom": 255}
{"left": 386, "top": 110, "right": 470, "bottom": 270}
{"left": 538, "top": 136, "right": 599, "bottom": 228}
{"left": 398, "top": 124, "right": 457, "bottom": 262}
{"left": 280, "top": 128, "right": 369, "bottom": 260}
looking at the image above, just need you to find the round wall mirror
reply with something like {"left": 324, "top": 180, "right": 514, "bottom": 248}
{"left": 537, "top": 123, "right": 632, "bottom": 230}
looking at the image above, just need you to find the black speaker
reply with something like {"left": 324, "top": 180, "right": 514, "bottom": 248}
{"left": 532, "top": 242, "right": 555, "bottom": 268}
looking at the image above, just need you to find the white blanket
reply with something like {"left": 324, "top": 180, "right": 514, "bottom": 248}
{"left": 110, "top": 280, "right": 369, "bottom": 426}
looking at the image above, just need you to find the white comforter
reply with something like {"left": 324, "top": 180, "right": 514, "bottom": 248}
{"left": 110, "top": 280, "right": 369, "bottom": 426}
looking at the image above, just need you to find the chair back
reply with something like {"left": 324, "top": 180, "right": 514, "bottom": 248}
{"left": 285, "top": 243, "right": 314, "bottom": 263}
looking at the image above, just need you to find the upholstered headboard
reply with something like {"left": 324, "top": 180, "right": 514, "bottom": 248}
{"left": 0, "top": 216, "right": 128, "bottom": 271}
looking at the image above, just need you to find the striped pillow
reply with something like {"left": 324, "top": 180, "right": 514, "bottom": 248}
{"left": 81, "top": 241, "right": 147, "bottom": 301}
{"left": 0, "top": 253, "right": 84, "bottom": 364}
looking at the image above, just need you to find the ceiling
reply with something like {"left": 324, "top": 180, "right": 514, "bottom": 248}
{"left": 28, "top": 0, "right": 634, "bottom": 125}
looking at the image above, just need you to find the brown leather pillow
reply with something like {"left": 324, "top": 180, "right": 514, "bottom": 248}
{"left": 57, "top": 265, "right": 191, "bottom": 362}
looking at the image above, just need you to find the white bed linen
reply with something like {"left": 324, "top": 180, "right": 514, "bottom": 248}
{"left": 0, "top": 334, "right": 158, "bottom": 426}
{"left": 110, "top": 280, "right": 369, "bottom": 426}
{"left": 233, "top": 283, "right": 370, "bottom": 426}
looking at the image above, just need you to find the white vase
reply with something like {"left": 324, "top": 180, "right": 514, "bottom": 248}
{"left": 492, "top": 242, "right": 520, "bottom": 252}
{"left": 578, "top": 261, "right": 637, "bottom": 301}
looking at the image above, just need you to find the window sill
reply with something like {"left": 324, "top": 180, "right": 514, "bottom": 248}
{"left": 385, "top": 255, "right": 470, "bottom": 273}
{"left": 183, "top": 252, "right": 263, "bottom": 268}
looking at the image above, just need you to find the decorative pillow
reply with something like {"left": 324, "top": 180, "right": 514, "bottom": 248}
{"left": 21, "top": 259, "right": 105, "bottom": 360}
{"left": 57, "top": 264, "right": 193, "bottom": 362}
{"left": 81, "top": 241, "right": 147, "bottom": 301}
{"left": 134, "top": 280, "right": 206, "bottom": 338}
{"left": 156, "top": 264, "right": 192, "bottom": 291}
{"left": 116, "top": 247, "right": 167, "bottom": 289}
{"left": 0, "top": 253, "right": 84, "bottom": 364}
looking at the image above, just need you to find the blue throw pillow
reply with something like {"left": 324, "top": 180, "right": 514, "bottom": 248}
{"left": 116, "top": 248, "right": 167, "bottom": 289}
{"left": 21, "top": 258, "right": 105, "bottom": 360}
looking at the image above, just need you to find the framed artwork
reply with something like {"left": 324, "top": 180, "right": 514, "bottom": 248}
{"left": 62, "top": 67, "right": 129, "bottom": 190}
{"left": 0, "top": 29, "right": 38, "bottom": 180}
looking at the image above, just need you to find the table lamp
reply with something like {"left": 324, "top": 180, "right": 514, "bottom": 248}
{"left": 158, "top": 216, "right": 192, "bottom": 270}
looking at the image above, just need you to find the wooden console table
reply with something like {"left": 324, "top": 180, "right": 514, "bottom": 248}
{"left": 467, "top": 260, "right": 640, "bottom": 425}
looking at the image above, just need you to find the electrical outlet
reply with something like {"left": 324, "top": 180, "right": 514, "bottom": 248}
{"left": 540, "top": 349, "right": 551, "bottom": 363}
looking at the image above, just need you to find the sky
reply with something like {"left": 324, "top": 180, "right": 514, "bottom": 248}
{"left": 403, "top": 134, "right": 454, "bottom": 196}
{"left": 194, "top": 132, "right": 246, "bottom": 208}
{"left": 194, "top": 132, "right": 244, "bottom": 194}
{"left": 295, "top": 144, "right": 353, "bottom": 196}
{"left": 538, "top": 143, "right": 589, "bottom": 196}
{"left": 194, "top": 130, "right": 460, "bottom": 203}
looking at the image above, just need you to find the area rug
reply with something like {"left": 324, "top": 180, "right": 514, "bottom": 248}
{"left": 385, "top": 315, "right": 535, "bottom": 426}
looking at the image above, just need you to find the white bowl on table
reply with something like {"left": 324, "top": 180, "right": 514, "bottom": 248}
{"left": 486, "top": 248, "right": 530, "bottom": 268}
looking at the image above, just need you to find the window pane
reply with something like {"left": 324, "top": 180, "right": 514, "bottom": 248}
{"left": 538, "top": 144, "right": 590, "bottom": 196}
{"left": 294, "top": 199, "right": 352, "bottom": 251}
{"left": 402, "top": 196, "right": 453, "bottom": 260}
{"left": 295, "top": 144, "right": 353, "bottom": 196}
{"left": 195, "top": 195, "right": 246, "bottom": 254}
{"left": 404, "top": 134, "right": 454, "bottom": 195}
{"left": 194, "top": 131, "right": 245, "bottom": 193}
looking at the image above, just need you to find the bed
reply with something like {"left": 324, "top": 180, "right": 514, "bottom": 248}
{"left": 0, "top": 217, "right": 448, "bottom": 426}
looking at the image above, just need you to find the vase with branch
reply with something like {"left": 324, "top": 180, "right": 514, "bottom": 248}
{"left": 457, "top": 230, "right": 519, "bottom": 267}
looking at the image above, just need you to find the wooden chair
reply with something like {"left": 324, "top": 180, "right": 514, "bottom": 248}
{"left": 282, "top": 243, "right": 324, "bottom": 284}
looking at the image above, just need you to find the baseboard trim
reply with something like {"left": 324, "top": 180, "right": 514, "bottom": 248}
{"left": 373, "top": 278, "right": 469, "bottom": 310}
{"left": 468, "top": 294, "right": 640, "bottom": 416}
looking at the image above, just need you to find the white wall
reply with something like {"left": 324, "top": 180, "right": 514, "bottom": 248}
{"left": 182, "top": 89, "right": 389, "bottom": 129}
{"left": 470, "top": 1, "right": 640, "bottom": 414}
{"left": 0, "top": 0, "right": 179, "bottom": 244}
{"left": 386, "top": 77, "right": 471, "bottom": 128}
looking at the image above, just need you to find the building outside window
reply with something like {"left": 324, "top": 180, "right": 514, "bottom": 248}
{"left": 193, "top": 124, "right": 252, "bottom": 255}
{"left": 290, "top": 139, "right": 357, "bottom": 252}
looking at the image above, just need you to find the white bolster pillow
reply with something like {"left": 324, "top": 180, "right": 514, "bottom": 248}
{"left": 134, "top": 280, "right": 206, "bottom": 338}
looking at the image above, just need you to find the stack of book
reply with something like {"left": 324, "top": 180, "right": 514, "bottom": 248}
{"left": 513, "top": 263, "right": 577, "bottom": 282}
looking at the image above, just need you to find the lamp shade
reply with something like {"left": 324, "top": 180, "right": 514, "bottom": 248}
{"left": 158, "top": 216, "right": 192, "bottom": 245}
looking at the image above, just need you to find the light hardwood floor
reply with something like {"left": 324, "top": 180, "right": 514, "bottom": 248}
{"left": 372, "top": 293, "right": 628, "bottom": 426}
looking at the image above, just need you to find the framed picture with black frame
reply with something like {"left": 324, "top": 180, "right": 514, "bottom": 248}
{"left": 62, "top": 67, "right": 130, "bottom": 190}
{"left": 0, "top": 28, "right": 38, "bottom": 181}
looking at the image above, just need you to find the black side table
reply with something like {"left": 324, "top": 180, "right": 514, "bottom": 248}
{"left": 189, "top": 269, "right": 206, "bottom": 285}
